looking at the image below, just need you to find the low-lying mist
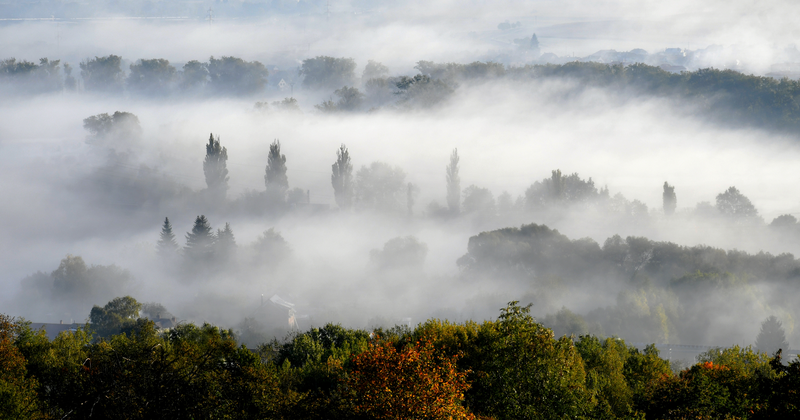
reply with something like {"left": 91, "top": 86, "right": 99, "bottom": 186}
{"left": 4, "top": 72, "right": 800, "bottom": 353}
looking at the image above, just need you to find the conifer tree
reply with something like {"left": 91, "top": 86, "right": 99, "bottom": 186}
{"left": 331, "top": 144, "right": 353, "bottom": 209}
{"left": 157, "top": 217, "right": 179, "bottom": 256}
{"left": 184, "top": 215, "right": 214, "bottom": 260}
{"left": 214, "top": 222, "right": 237, "bottom": 262}
{"left": 446, "top": 148, "right": 460, "bottom": 214}
{"left": 203, "top": 133, "right": 229, "bottom": 197}
{"left": 663, "top": 182, "right": 677, "bottom": 215}
{"left": 756, "top": 315, "right": 789, "bottom": 357}
{"left": 265, "top": 139, "right": 288, "bottom": 201}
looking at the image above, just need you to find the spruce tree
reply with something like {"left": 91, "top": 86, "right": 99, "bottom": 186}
{"left": 265, "top": 139, "right": 288, "bottom": 201}
{"left": 331, "top": 144, "right": 353, "bottom": 209}
{"left": 157, "top": 217, "right": 179, "bottom": 256}
{"left": 214, "top": 222, "right": 237, "bottom": 262}
{"left": 756, "top": 315, "right": 789, "bottom": 357}
{"left": 446, "top": 148, "right": 460, "bottom": 215}
{"left": 203, "top": 133, "right": 229, "bottom": 197}
{"left": 184, "top": 215, "right": 214, "bottom": 260}
{"left": 663, "top": 182, "right": 677, "bottom": 215}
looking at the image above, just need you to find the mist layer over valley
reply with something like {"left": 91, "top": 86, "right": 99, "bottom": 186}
{"left": 3, "top": 3, "right": 800, "bottom": 358}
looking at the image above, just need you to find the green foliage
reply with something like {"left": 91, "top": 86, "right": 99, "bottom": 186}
{"left": 467, "top": 302, "right": 591, "bottom": 419}
{"left": 0, "top": 315, "right": 44, "bottom": 419}
{"left": 89, "top": 295, "right": 142, "bottom": 339}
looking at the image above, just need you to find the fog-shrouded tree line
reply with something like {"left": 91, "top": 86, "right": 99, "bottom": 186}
{"left": 6, "top": 53, "right": 800, "bottom": 132}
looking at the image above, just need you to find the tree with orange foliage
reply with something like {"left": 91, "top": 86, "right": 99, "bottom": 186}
{"left": 0, "top": 315, "right": 44, "bottom": 419}
{"left": 345, "top": 337, "right": 475, "bottom": 420}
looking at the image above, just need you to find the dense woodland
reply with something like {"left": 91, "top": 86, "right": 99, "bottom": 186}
{"left": 2, "top": 302, "right": 799, "bottom": 419}
{"left": 3, "top": 54, "right": 800, "bottom": 132}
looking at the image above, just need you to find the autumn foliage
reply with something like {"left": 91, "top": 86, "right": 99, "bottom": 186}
{"left": 346, "top": 337, "right": 475, "bottom": 420}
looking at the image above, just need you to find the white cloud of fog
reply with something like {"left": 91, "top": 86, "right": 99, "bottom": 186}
{"left": 2, "top": 0, "right": 800, "bottom": 349}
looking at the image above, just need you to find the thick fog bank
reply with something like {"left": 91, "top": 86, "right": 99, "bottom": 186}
{"left": 2, "top": 72, "right": 800, "bottom": 352}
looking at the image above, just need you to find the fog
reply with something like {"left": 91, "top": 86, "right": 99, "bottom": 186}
{"left": 2, "top": 0, "right": 800, "bottom": 355}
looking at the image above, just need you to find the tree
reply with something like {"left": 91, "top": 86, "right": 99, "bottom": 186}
{"left": 362, "top": 60, "right": 390, "bottom": 80}
{"left": 756, "top": 315, "right": 789, "bottom": 357}
{"left": 663, "top": 182, "right": 676, "bottom": 215}
{"left": 127, "top": 58, "right": 176, "bottom": 95}
{"left": 157, "top": 217, "right": 179, "bottom": 256}
{"left": 467, "top": 302, "right": 590, "bottom": 419}
{"left": 299, "top": 56, "right": 357, "bottom": 90}
{"left": 446, "top": 149, "right": 461, "bottom": 215}
{"left": 346, "top": 338, "right": 475, "bottom": 420}
{"left": 355, "top": 162, "right": 407, "bottom": 213}
{"left": 180, "top": 60, "right": 208, "bottom": 91}
{"left": 79, "top": 55, "right": 124, "bottom": 93}
{"left": 89, "top": 296, "right": 142, "bottom": 338}
{"left": 716, "top": 186, "right": 759, "bottom": 220}
{"left": 83, "top": 111, "right": 142, "bottom": 145}
{"left": 206, "top": 56, "right": 269, "bottom": 95}
{"left": 185, "top": 215, "right": 214, "bottom": 260}
{"left": 530, "top": 33, "right": 541, "bottom": 55}
{"left": 315, "top": 85, "right": 364, "bottom": 112}
{"left": 331, "top": 144, "right": 354, "bottom": 209}
{"left": 203, "top": 133, "right": 229, "bottom": 197}
{"left": 264, "top": 139, "right": 288, "bottom": 199}
{"left": 214, "top": 222, "right": 237, "bottom": 262}
{"left": 370, "top": 236, "right": 428, "bottom": 270}
{"left": 0, "top": 315, "right": 44, "bottom": 419}
{"left": 462, "top": 185, "right": 495, "bottom": 215}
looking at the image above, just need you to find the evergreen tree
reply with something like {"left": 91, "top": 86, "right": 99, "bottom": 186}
{"left": 184, "top": 215, "right": 214, "bottom": 260}
{"left": 265, "top": 139, "right": 288, "bottom": 199}
{"left": 663, "top": 182, "right": 677, "bottom": 215}
{"left": 756, "top": 315, "right": 789, "bottom": 357}
{"left": 157, "top": 217, "right": 179, "bottom": 256}
{"left": 331, "top": 144, "right": 353, "bottom": 209}
{"left": 214, "top": 222, "right": 237, "bottom": 262}
{"left": 446, "top": 148, "right": 460, "bottom": 215}
{"left": 203, "top": 133, "right": 229, "bottom": 197}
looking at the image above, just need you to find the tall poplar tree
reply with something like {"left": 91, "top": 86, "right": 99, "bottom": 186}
{"left": 663, "top": 182, "right": 677, "bottom": 215}
{"left": 265, "top": 139, "right": 288, "bottom": 200}
{"left": 203, "top": 133, "right": 229, "bottom": 197}
{"left": 157, "top": 217, "right": 179, "bottom": 256}
{"left": 446, "top": 148, "right": 460, "bottom": 214}
{"left": 331, "top": 144, "right": 353, "bottom": 209}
